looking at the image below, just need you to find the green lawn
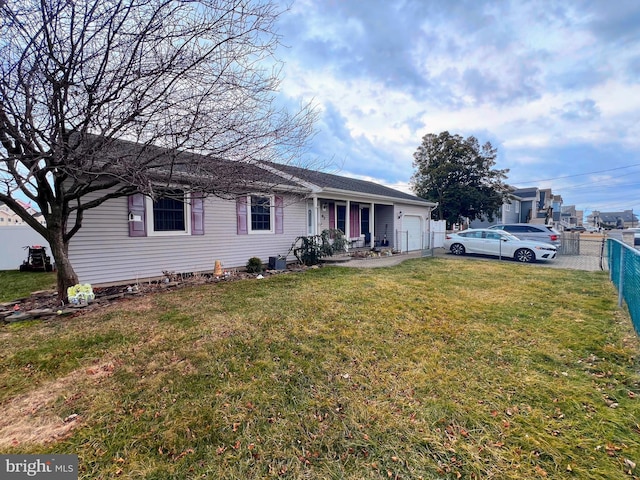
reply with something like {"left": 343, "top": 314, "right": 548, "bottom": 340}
{"left": 0, "top": 257, "right": 638, "bottom": 479}
{"left": 0, "top": 270, "right": 56, "bottom": 302}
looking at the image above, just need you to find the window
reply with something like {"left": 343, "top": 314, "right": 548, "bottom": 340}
{"left": 128, "top": 191, "right": 203, "bottom": 237}
{"left": 250, "top": 195, "right": 272, "bottom": 232}
{"left": 236, "top": 195, "right": 283, "bottom": 235}
{"left": 153, "top": 190, "right": 186, "bottom": 232}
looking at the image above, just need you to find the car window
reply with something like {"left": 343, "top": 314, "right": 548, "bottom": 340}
{"left": 505, "top": 225, "right": 527, "bottom": 233}
{"left": 485, "top": 232, "right": 502, "bottom": 240}
{"left": 460, "top": 231, "right": 483, "bottom": 238}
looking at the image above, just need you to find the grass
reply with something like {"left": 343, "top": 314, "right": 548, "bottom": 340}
{"left": 0, "top": 257, "right": 639, "bottom": 479}
{"left": 0, "top": 270, "right": 57, "bottom": 302}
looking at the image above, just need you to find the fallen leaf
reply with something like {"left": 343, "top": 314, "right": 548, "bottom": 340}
{"left": 535, "top": 465, "right": 547, "bottom": 476}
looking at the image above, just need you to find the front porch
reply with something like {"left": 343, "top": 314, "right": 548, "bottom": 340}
{"left": 310, "top": 198, "right": 396, "bottom": 250}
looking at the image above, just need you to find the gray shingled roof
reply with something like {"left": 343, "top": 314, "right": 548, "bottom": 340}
{"left": 268, "top": 163, "right": 432, "bottom": 203}
{"left": 598, "top": 211, "right": 638, "bottom": 223}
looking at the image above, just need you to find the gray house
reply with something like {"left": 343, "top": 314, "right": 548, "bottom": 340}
{"left": 68, "top": 161, "right": 436, "bottom": 286}
{"left": 471, "top": 186, "right": 564, "bottom": 229}
{"left": 587, "top": 210, "right": 638, "bottom": 229}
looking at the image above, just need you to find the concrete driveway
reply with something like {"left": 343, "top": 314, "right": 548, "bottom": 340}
{"left": 332, "top": 236, "right": 607, "bottom": 272}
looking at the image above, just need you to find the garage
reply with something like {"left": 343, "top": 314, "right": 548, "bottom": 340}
{"left": 402, "top": 215, "right": 423, "bottom": 251}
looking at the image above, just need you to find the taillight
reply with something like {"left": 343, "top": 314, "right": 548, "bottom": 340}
{"left": 445, "top": 234, "right": 452, "bottom": 240}
{"left": 550, "top": 235, "right": 558, "bottom": 241}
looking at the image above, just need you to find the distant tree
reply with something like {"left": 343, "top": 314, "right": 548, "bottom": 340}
{"left": 0, "top": 0, "right": 315, "bottom": 300}
{"left": 410, "top": 131, "right": 511, "bottom": 226}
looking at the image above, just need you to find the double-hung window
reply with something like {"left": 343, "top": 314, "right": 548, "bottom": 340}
{"left": 128, "top": 190, "right": 204, "bottom": 237}
{"left": 236, "top": 194, "right": 283, "bottom": 235}
{"left": 250, "top": 195, "right": 273, "bottom": 233}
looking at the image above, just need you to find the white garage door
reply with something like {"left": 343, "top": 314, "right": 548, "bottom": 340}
{"left": 404, "top": 215, "right": 423, "bottom": 251}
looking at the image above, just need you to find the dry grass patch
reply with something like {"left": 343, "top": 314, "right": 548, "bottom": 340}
{"left": 0, "top": 361, "right": 116, "bottom": 448}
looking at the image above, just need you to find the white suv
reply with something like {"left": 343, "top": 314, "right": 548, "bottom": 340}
{"left": 488, "top": 223, "right": 561, "bottom": 246}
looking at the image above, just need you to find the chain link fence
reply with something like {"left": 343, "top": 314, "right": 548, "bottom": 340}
{"left": 607, "top": 238, "right": 640, "bottom": 334}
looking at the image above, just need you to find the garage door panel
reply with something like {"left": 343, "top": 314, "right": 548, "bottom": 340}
{"left": 404, "top": 216, "right": 422, "bottom": 251}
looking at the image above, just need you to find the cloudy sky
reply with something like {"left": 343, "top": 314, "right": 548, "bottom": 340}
{"left": 273, "top": 0, "right": 640, "bottom": 220}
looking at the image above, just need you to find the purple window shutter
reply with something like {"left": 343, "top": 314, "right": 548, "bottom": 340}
{"left": 236, "top": 197, "right": 248, "bottom": 235}
{"left": 329, "top": 202, "right": 335, "bottom": 229}
{"left": 274, "top": 195, "right": 284, "bottom": 234}
{"left": 128, "top": 194, "right": 147, "bottom": 237}
{"left": 350, "top": 204, "right": 360, "bottom": 237}
{"left": 191, "top": 193, "right": 204, "bottom": 235}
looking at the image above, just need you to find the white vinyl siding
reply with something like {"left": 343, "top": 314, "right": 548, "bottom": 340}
{"left": 68, "top": 191, "right": 307, "bottom": 286}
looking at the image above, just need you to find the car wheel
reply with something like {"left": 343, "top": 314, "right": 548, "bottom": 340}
{"left": 450, "top": 243, "right": 466, "bottom": 255}
{"left": 514, "top": 248, "right": 534, "bottom": 263}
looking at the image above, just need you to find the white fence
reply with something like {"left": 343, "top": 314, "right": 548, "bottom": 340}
{"left": 0, "top": 226, "right": 50, "bottom": 271}
{"left": 429, "top": 220, "right": 447, "bottom": 248}
{"left": 395, "top": 220, "right": 447, "bottom": 253}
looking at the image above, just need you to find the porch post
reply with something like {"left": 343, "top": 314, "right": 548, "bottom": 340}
{"left": 370, "top": 202, "right": 375, "bottom": 246}
{"left": 312, "top": 196, "right": 318, "bottom": 235}
{"left": 345, "top": 200, "right": 351, "bottom": 239}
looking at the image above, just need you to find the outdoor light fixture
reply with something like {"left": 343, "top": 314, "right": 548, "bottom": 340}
{"left": 397, "top": 211, "right": 403, "bottom": 219}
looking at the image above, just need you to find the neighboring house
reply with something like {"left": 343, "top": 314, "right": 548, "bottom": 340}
{"left": 0, "top": 200, "right": 46, "bottom": 227}
{"left": 560, "top": 205, "right": 583, "bottom": 229}
{"left": 513, "top": 187, "right": 559, "bottom": 225}
{"left": 587, "top": 210, "right": 638, "bottom": 229}
{"left": 469, "top": 191, "right": 522, "bottom": 229}
{"left": 68, "top": 160, "right": 436, "bottom": 286}
{"left": 470, "top": 186, "right": 564, "bottom": 229}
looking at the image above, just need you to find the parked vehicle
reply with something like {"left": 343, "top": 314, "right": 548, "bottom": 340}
{"left": 566, "top": 225, "right": 586, "bottom": 232}
{"left": 444, "top": 229, "right": 557, "bottom": 263}
{"left": 488, "top": 223, "right": 561, "bottom": 246}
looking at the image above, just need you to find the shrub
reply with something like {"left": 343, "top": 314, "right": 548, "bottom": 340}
{"left": 245, "top": 257, "right": 263, "bottom": 273}
{"left": 289, "top": 229, "right": 347, "bottom": 266}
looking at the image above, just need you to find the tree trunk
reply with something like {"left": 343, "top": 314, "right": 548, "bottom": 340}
{"left": 48, "top": 226, "right": 79, "bottom": 304}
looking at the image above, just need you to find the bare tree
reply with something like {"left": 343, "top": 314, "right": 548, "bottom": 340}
{"left": 0, "top": 0, "right": 316, "bottom": 299}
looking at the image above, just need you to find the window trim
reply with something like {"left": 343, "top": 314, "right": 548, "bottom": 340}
{"left": 145, "top": 190, "right": 192, "bottom": 236}
{"left": 248, "top": 194, "right": 274, "bottom": 234}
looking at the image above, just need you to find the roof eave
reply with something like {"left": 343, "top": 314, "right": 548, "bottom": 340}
{"left": 317, "top": 187, "right": 436, "bottom": 207}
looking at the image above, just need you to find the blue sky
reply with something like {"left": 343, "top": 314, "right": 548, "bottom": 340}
{"left": 274, "top": 0, "right": 640, "bottom": 219}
